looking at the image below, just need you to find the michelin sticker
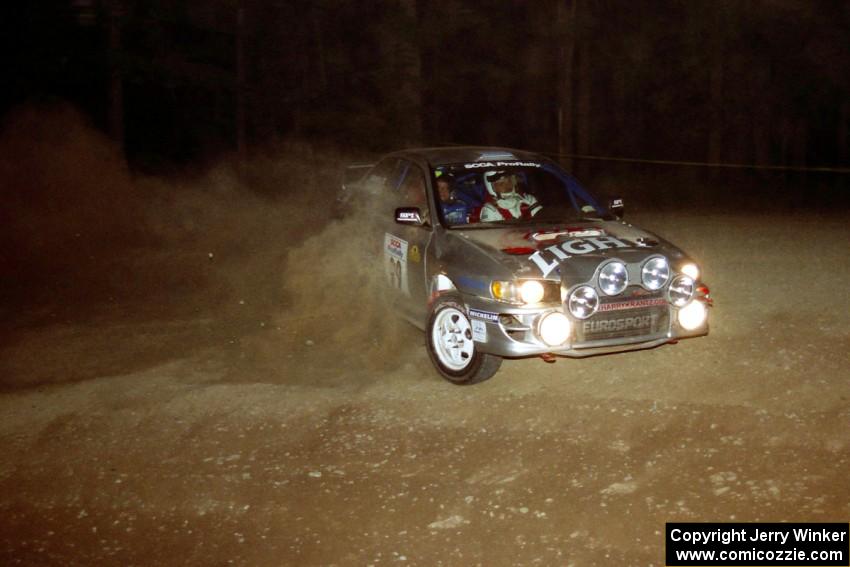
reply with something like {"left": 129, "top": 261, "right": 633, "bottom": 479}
{"left": 469, "top": 309, "right": 499, "bottom": 322}
{"left": 384, "top": 233, "right": 409, "bottom": 295}
{"left": 471, "top": 319, "right": 487, "bottom": 342}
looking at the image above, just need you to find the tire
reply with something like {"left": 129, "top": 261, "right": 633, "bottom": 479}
{"left": 426, "top": 298, "right": 502, "bottom": 385}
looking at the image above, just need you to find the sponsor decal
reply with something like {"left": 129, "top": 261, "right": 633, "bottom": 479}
{"left": 463, "top": 161, "right": 543, "bottom": 169}
{"left": 469, "top": 309, "right": 500, "bottom": 322}
{"left": 386, "top": 235, "right": 405, "bottom": 257}
{"left": 598, "top": 298, "right": 667, "bottom": 312}
{"left": 384, "top": 233, "right": 409, "bottom": 295}
{"left": 528, "top": 236, "right": 635, "bottom": 277}
{"left": 409, "top": 244, "right": 421, "bottom": 263}
{"left": 471, "top": 319, "right": 487, "bottom": 342}
{"left": 582, "top": 313, "right": 658, "bottom": 334}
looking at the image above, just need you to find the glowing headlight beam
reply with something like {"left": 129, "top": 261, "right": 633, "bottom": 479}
{"left": 678, "top": 300, "right": 707, "bottom": 330}
{"left": 538, "top": 312, "right": 571, "bottom": 346}
{"left": 681, "top": 263, "right": 700, "bottom": 280}
{"left": 519, "top": 280, "right": 545, "bottom": 304}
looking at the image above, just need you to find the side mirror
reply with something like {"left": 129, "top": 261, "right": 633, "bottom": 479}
{"left": 608, "top": 197, "right": 625, "bottom": 219}
{"left": 395, "top": 207, "right": 424, "bottom": 226}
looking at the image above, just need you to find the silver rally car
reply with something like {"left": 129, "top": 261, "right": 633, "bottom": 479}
{"left": 342, "top": 147, "right": 711, "bottom": 384}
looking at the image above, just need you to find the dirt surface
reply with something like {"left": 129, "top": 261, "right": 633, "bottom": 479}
{"left": 1, "top": 205, "right": 848, "bottom": 566}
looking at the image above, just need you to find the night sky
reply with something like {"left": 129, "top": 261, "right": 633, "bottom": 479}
{"left": 3, "top": 1, "right": 848, "bottom": 174}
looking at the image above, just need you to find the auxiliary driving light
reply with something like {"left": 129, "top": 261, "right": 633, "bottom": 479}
{"left": 677, "top": 300, "right": 707, "bottom": 331}
{"left": 568, "top": 285, "right": 599, "bottom": 319}
{"left": 599, "top": 261, "right": 628, "bottom": 296}
{"left": 668, "top": 275, "right": 695, "bottom": 307}
{"left": 538, "top": 312, "right": 571, "bottom": 346}
{"left": 642, "top": 257, "right": 669, "bottom": 290}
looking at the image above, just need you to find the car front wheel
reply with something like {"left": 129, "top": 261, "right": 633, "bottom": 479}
{"left": 426, "top": 298, "right": 502, "bottom": 385}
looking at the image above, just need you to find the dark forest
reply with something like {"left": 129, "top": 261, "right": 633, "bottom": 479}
{"left": 4, "top": 1, "right": 849, "bottom": 176}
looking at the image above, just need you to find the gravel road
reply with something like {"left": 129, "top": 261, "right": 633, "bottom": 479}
{"left": 1, "top": 210, "right": 848, "bottom": 566}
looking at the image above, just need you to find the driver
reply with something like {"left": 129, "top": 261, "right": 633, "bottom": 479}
{"left": 479, "top": 170, "right": 542, "bottom": 222}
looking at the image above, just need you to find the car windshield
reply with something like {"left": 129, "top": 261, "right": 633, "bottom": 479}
{"left": 432, "top": 161, "right": 605, "bottom": 228}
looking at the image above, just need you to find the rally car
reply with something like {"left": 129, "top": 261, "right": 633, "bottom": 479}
{"left": 340, "top": 147, "right": 711, "bottom": 384}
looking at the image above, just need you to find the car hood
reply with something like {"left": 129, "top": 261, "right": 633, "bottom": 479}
{"left": 451, "top": 220, "right": 687, "bottom": 284}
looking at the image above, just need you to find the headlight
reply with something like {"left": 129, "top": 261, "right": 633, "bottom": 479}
{"left": 681, "top": 262, "right": 700, "bottom": 280}
{"left": 491, "top": 280, "right": 554, "bottom": 305}
{"left": 491, "top": 281, "right": 512, "bottom": 301}
{"left": 519, "top": 280, "right": 545, "bottom": 304}
{"left": 678, "top": 300, "right": 707, "bottom": 330}
{"left": 538, "top": 312, "right": 571, "bottom": 346}
{"left": 568, "top": 285, "right": 598, "bottom": 319}
{"left": 598, "top": 261, "right": 628, "bottom": 296}
{"left": 641, "top": 257, "right": 669, "bottom": 290}
{"left": 668, "top": 275, "right": 695, "bottom": 307}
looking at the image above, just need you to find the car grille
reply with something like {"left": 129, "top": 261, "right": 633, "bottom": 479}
{"left": 575, "top": 304, "right": 669, "bottom": 342}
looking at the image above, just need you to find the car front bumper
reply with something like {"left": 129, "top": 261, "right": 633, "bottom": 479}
{"left": 463, "top": 294, "right": 709, "bottom": 359}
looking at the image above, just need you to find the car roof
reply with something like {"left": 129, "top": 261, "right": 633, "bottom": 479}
{"left": 386, "top": 146, "right": 549, "bottom": 167}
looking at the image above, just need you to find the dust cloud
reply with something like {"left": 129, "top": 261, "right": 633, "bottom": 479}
{"left": 0, "top": 103, "right": 416, "bottom": 388}
{"left": 276, "top": 193, "right": 420, "bottom": 369}
{"left": 0, "top": 104, "right": 144, "bottom": 308}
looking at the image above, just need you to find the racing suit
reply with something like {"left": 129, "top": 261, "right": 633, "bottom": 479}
{"left": 479, "top": 191, "right": 542, "bottom": 222}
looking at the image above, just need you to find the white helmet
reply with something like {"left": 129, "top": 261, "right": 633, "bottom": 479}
{"left": 483, "top": 170, "right": 514, "bottom": 198}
